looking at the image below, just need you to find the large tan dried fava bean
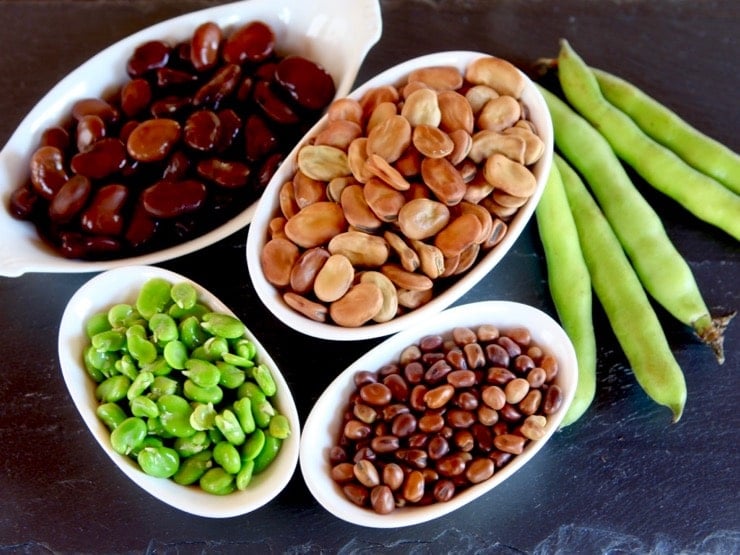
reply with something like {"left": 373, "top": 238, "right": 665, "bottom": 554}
{"left": 469, "top": 130, "right": 526, "bottom": 164}
{"left": 483, "top": 153, "right": 537, "bottom": 197}
{"left": 290, "top": 246, "right": 330, "bottom": 294}
{"left": 269, "top": 216, "right": 287, "bottom": 239}
{"left": 447, "top": 129, "right": 473, "bottom": 166}
{"left": 284, "top": 201, "right": 348, "bottom": 248}
{"left": 330, "top": 282, "right": 384, "bottom": 327}
{"left": 407, "top": 66, "right": 463, "bottom": 91}
{"left": 482, "top": 217, "right": 508, "bottom": 249}
{"left": 455, "top": 201, "right": 494, "bottom": 244}
{"left": 327, "top": 97, "right": 363, "bottom": 124}
{"left": 504, "top": 126, "right": 545, "bottom": 166}
{"left": 420, "top": 157, "right": 466, "bottom": 205}
{"left": 465, "top": 85, "right": 499, "bottom": 114}
{"left": 493, "top": 189, "right": 529, "bottom": 208}
{"left": 453, "top": 242, "right": 480, "bottom": 275}
{"left": 434, "top": 213, "right": 482, "bottom": 258}
{"left": 348, "top": 138, "right": 373, "bottom": 183}
{"left": 261, "top": 237, "right": 300, "bottom": 287}
{"left": 410, "top": 239, "right": 445, "bottom": 279}
{"left": 400, "top": 88, "right": 441, "bottom": 128}
{"left": 401, "top": 80, "right": 429, "bottom": 99}
{"left": 341, "top": 183, "right": 383, "bottom": 232}
{"left": 359, "top": 85, "right": 400, "bottom": 122}
{"left": 384, "top": 230, "right": 420, "bottom": 272}
{"left": 366, "top": 115, "right": 411, "bottom": 164}
{"left": 279, "top": 180, "right": 300, "bottom": 219}
{"left": 462, "top": 172, "right": 494, "bottom": 204}
{"left": 367, "top": 101, "right": 398, "bottom": 133}
{"left": 381, "top": 263, "right": 433, "bottom": 291}
{"left": 363, "top": 178, "right": 406, "bottom": 222}
{"left": 313, "top": 119, "right": 362, "bottom": 150}
{"left": 397, "top": 198, "right": 450, "bottom": 240}
{"left": 293, "top": 170, "right": 327, "bottom": 208}
{"left": 328, "top": 230, "right": 390, "bottom": 267}
{"left": 438, "top": 90, "right": 474, "bottom": 134}
{"left": 314, "top": 253, "right": 355, "bottom": 302}
{"left": 483, "top": 195, "right": 519, "bottom": 220}
{"left": 298, "top": 144, "right": 351, "bottom": 181}
{"left": 327, "top": 175, "right": 357, "bottom": 202}
{"left": 365, "top": 154, "right": 411, "bottom": 191}
{"left": 412, "top": 125, "right": 454, "bottom": 159}
{"left": 283, "top": 291, "right": 328, "bottom": 322}
{"left": 394, "top": 146, "right": 423, "bottom": 178}
{"left": 360, "top": 271, "right": 399, "bottom": 323}
{"left": 465, "top": 56, "right": 526, "bottom": 99}
{"left": 397, "top": 287, "right": 433, "bottom": 309}
{"left": 477, "top": 95, "right": 521, "bottom": 132}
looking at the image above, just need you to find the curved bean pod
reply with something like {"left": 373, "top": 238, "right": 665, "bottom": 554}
{"left": 556, "top": 39, "right": 740, "bottom": 241}
{"left": 538, "top": 84, "right": 732, "bottom": 363}
{"left": 556, "top": 154, "right": 686, "bottom": 421}
{"left": 592, "top": 67, "right": 740, "bottom": 194}
{"left": 536, "top": 165, "right": 596, "bottom": 427}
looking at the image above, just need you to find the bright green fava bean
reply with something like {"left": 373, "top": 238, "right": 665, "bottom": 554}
{"left": 268, "top": 414, "right": 291, "bottom": 439}
{"left": 91, "top": 329, "right": 125, "bottom": 352}
{"left": 236, "top": 459, "right": 255, "bottom": 490}
{"left": 213, "top": 441, "right": 242, "bottom": 474}
{"left": 149, "top": 313, "right": 178, "bottom": 344}
{"left": 149, "top": 376, "right": 179, "bottom": 399}
{"left": 251, "top": 363, "right": 277, "bottom": 397}
{"left": 107, "top": 303, "right": 136, "bottom": 328}
{"left": 237, "top": 381, "right": 266, "bottom": 404}
{"left": 190, "top": 402, "right": 217, "bottom": 431}
{"left": 217, "top": 362, "right": 246, "bottom": 390}
{"left": 200, "top": 467, "right": 235, "bottom": 495}
{"left": 115, "top": 354, "right": 139, "bottom": 381}
{"left": 221, "top": 352, "right": 255, "bottom": 368}
{"left": 96, "top": 402, "right": 127, "bottom": 430}
{"left": 136, "top": 278, "right": 172, "bottom": 319}
{"left": 180, "top": 316, "right": 208, "bottom": 349}
{"left": 173, "top": 450, "right": 213, "bottom": 485}
{"left": 252, "top": 432, "right": 282, "bottom": 474}
{"left": 170, "top": 281, "right": 198, "bottom": 310}
{"left": 202, "top": 337, "right": 229, "bottom": 361}
{"left": 215, "top": 409, "right": 246, "bottom": 445}
{"left": 174, "top": 431, "right": 211, "bottom": 457}
{"left": 232, "top": 397, "right": 255, "bottom": 434}
{"left": 183, "top": 359, "right": 221, "bottom": 388}
{"left": 110, "top": 417, "right": 147, "bottom": 455}
{"left": 126, "top": 325, "right": 157, "bottom": 365}
{"left": 168, "top": 302, "right": 208, "bottom": 321}
{"left": 241, "top": 428, "right": 266, "bottom": 462}
{"left": 252, "top": 398, "right": 276, "bottom": 429}
{"left": 200, "top": 313, "right": 246, "bottom": 339}
{"left": 183, "top": 380, "right": 224, "bottom": 405}
{"left": 158, "top": 394, "right": 196, "bottom": 438}
{"left": 127, "top": 370, "right": 154, "bottom": 400}
{"left": 163, "top": 340, "right": 188, "bottom": 370}
{"left": 130, "top": 395, "right": 159, "bottom": 418}
{"left": 84, "top": 346, "right": 116, "bottom": 380}
{"left": 86, "top": 312, "right": 112, "bottom": 338}
{"left": 234, "top": 339, "right": 257, "bottom": 361}
{"left": 96, "top": 375, "right": 131, "bottom": 403}
{"left": 137, "top": 446, "right": 180, "bottom": 478}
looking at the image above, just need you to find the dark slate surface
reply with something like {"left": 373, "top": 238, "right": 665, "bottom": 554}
{"left": 0, "top": 1, "right": 737, "bottom": 553}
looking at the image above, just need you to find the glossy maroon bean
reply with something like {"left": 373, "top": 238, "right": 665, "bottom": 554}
{"left": 216, "top": 108, "right": 242, "bottom": 152}
{"left": 499, "top": 403, "right": 522, "bottom": 423}
{"left": 354, "top": 371, "right": 377, "bottom": 388}
{"left": 196, "top": 158, "right": 251, "bottom": 188}
{"left": 329, "top": 446, "right": 348, "bottom": 465}
{"left": 391, "top": 412, "right": 417, "bottom": 437}
{"left": 331, "top": 462, "right": 355, "bottom": 483}
{"left": 419, "top": 334, "right": 444, "bottom": 353}
{"left": 409, "top": 384, "right": 428, "bottom": 412}
{"left": 452, "top": 326, "right": 477, "bottom": 346}
{"left": 498, "top": 336, "right": 522, "bottom": 358}
{"left": 84, "top": 234, "right": 122, "bottom": 256}
{"left": 514, "top": 354, "right": 535, "bottom": 374}
{"left": 124, "top": 200, "right": 159, "bottom": 248}
{"left": 80, "top": 184, "right": 128, "bottom": 236}
{"left": 455, "top": 391, "right": 479, "bottom": 411}
{"left": 127, "top": 119, "right": 181, "bottom": 162}
{"left": 353, "top": 459, "right": 380, "bottom": 488}
{"left": 162, "top": 150, "right": 191, "bottom": 181}
{"left": 353, "top": 447, "right": 376, "bottom": 464}
{"left": 471, "top": 422, "right": 494, "bottom": 452}
{"left": 370, "top": 435, "right": 400, "bottom": 454}
{"left": 71, "top": 138, "right": 127, "bottom": 179}
{"left": 481, "top": 385, "right": 506, "bottom": 410}
{"left": 254, "top": 152, "right": 283, "bottom": 191}
{"left": 381, "top": 403, "right": 409, "bottom": 421}
{"left": 447, "top": 369, "right": 476, "bottom": 388}
{"left": 466, "top": 458, "right": 494, "bottom": 484}
{"left": 253, "top": 80, "right": 300, "bottom": 125}
{"left": 543, "top": 385, "right": 564, "bottom": 414}
{"left": 343, "top": 483, "right": 370, "bottom": 507}
{"left": 71, "top": 98, "right": 119, "bottom": 124}
{"left": 527, "top": 367, "right": 547, "bottom": 388}
{"left": 463, "top": 342, "right": 486, "bottom": 369}
{"left": 519, "top": 389, "right": 543, "bottom": 416}
{"left": 436, "top": 453, "right": 467, "bottom": 477}
{"left": 48, "top": 175, "right": 91, "bottom": 223}
{"left": 190, "top": 21, "right": 222, "bottom": 71}
{"left": 343, "top": 419, "right": 372, "bottom": 441}
{"left": 150, "top": 95, "right": 191, "bottom": 118}
{"left": 222, "top": 21, "right": 275, "bottom": 64}
{"left": 403, "top": 361, "right": 425, "bottom": 384}
{"left": 445, "top": 349, "right": 467, "bottom": 370}
{"left": 274, "top": 55, "right": 336, "bottom": 111}
{"left": 508, "top": 327, "right": 532, "bottom": 347}
{"left": 427, "top": 435, "right": 449, "bottom": 460}
{"left": 433, "top": 479, "right": 456, "bottom": 502}
{"left": 541, "top": 355, "right": 560, "bottom": 382}
{"left": 382, "top": 463, "right": 404, "bottom": 490}
{"left": 156, "top": 67, "right": 197, "bottom": 88}
{"left": 418, "top": 412, "right": 445, "bottom": 433}
{"left": 421, "top": 352, "right": 445, "bottom": 366}
{"left": 477, "top": 405, "right": 499, "bottom": 427}
{"left": 446, "top": 409, "right": 475, "bottom": 428}
{"left": 493, "top": 434, "right": 525, "bottom": 455}
{"left": 383, "top": 373, "right": 409, "bottom": 402}
{"left": 141, "top": 179, "right": 207, "bottom": 218}
{"left": 120, "top": 78, "right": 152, "bottom": 118}
{"left": 40, "top": 126, "right": 70, "bottom": 151}
{"left": 487, "top": 366, "right": 516, "bottom": 385}
{"left": 489, "top": 450, "right": 513, "bottom": 469}
{"left": 396, "top": 449, "right": 427, "bottom": 470}
{"left": 486, "top": 343, "right": 510, "bottom": 367}
{"left": 353, "top": 403, "right": 377, "bottom": 424}
{"left": 378, "top": 363, "right": 400, "bottom": 378}
{"left": 127, "top": 40, "right": 171, "bottom": 77}
{"left": 425, "top": 360, "right": 452, "bottom": 384}
{"left": 8, "top": 184, "right": 38, "bottom": 219}
{"left": 30, "top": 146, "right": 68, "bottom": 199}
{"left": 193, "top": 64, "right": 242, "bottom": 108}
{"left": 184, "top": 110, "right": 221, "bottom": 152}
{"left": 454, "top": 429, "right": 475, "bottom": 452}
{"left": 76, "top": 115, "right": 106, "bottom": 152}
{"left": 370, "top": 485, "right": 395, "bottom": 514}
{"left": 360, "top": 382, "right": 392, "bottom": 406}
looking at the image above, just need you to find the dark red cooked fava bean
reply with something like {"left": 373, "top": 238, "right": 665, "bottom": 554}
{"left": 156, "top": 67, "right": 198, "bottom": 88}
{"left": 40, "top": 126, "right": 70, "bottom": 151}
{"left": 370, "top": 485, "right": 395, "bottom": 514}
{"left": 196, "top": 158, "right": 251, "bottom": 188}
{"left": 222, "top": 21, "right": 275, "bottom": 64}
{"left": 126, "top": 119, "right": 181, "bottom": 162}
{"left": 254, "top": 152, "right": 283, "bottom": 191}
{"left": 190, "top": 22, "right": 222, "bottom": 71}
{"left": 127, "top": 40, "right": 171, "bottom": 77}
{"left": 215, "top": 108, "right": 242, "bottom": 152}
{"left": 71, "top": 98, "right": 119, "bottom": 124}
{"left": 193, "top": 63, "right": 242, "bottom": 108}
{"left": 360, "top": 383, "right": 392, "bottom": 406}
{"left": 76, "top": 115, "right": 106, "bottom": 152}
{"left": 48, "top": 175, "right": 91, "bottom": 223}
{"left": 30, "top": 146, "right": 68, "bottom": 199}
{"left": 253, "top": 80, "right": 300, "bottom": 125}
{"left": 162, "top": 150, "right": 191, "bottom": 181}
{"left": 150, "top": 95, "right": 191, "bottom": 118}
{"left": 70, "top": 137, "right": 127, "bottom": 179}
{"left": 244, "top": 114, "right": 279, "bottom": 162}
{"left": 141, "top": 179, "right": 207, "bottom": 218}
{"left": 184, "top": 110, "right": 221, "bottom": 152}
{"left": 80, "top": 183, "right": 128, "bottom": 235}
{"left": 120, "top": 78, "right": 152, "bottom": 118}
{"left": 125, "top": 200, "right": 159, "bottom": 248}
{"left": 274, "top": 55, "right": 336, "bottom": 111}
{"left": 8, "top": 184, "right": 39, "bottom": 219}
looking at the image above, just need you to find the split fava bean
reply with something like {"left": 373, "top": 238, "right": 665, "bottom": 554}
{"left": 82, "top": 277, "right": 291, "bottom": 495}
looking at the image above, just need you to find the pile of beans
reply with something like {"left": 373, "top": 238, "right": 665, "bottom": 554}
{"left": 84, "top": 278, "right": 290, "bottom": 494}
{"left": 328, "top": 324, "right": 563, "bottom": 514}
{"left": 260, "top": 57, "right": 545, "bottom": 327}
{"left": 8, "top": 20, "right": 335, "bottom": 260}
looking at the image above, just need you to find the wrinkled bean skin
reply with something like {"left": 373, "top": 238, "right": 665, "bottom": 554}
{"left": 9, "top": 21, "right": 335, "bottom": 260}
{"left": 331, "top": 325, "right": 563, "bottom": 514}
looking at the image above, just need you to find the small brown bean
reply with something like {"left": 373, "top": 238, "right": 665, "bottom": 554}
{"left": 493, "top": 433, "right": 526, "bottom": 455}
{"left": 370, "top": 485, "right": 395, "bottom": 514}
{"left": 402, "top": 470, "right": 425, "bottom": 503}
{"left": 354, "top": 459, "right": 380, "bottom": 488}
{"left": 466, "top": 458, "right": 494, "bottom": 484}
{"left": 382, "top": 463, "right": 404, "bottom": 490}
{"left": 360, "top": 382, "right": 393, "bottom": 406}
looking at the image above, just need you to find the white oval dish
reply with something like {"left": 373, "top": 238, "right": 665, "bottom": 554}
{"left": 58, "top": 265, "right": 301, "bottom": 518}
{"left": 0, "top": 0, "right": 382, "bottom": 277}
{"left": 246, "top": 51, "right": 554, "bottom": 341}
{"left": 299, "top": 300, "right": 576, "bottom": 528}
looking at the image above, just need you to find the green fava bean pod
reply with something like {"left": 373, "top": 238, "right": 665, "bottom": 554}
{"left": 539, "top": 84, "right": 733, "bottom": 364}
{"left": 536, "top": 165, "right": 597, "bottom": 427}
{"left": 173, "top": 450, "right": 213, "bottom": 485}
{"left": 557, "top": 155, "right": 687, "bottom": 421}
{"left": 110, "top": 417, "right": 148, "bottom": 455}
{"left": 137, "top": 445, "right": 180, "bottom": 478}
{"left": 556, "top": 39, "right": 740, "bottom": 241}
{"left": 252, "top": 432, "right": 282, "bottom": 474}
{"left": 96, "top": 402, "right": 127, "bottom": 431}
{"left": 591, "top": 67, "right": 740, "bottom": 195}
{"left": 200, "top": 467, "right": 235, "bottom": 495}
{"left": 200, "top": 312, "right": 246, "bottom": 339}
{"left": 136, "top": 278, "right": 172, "bottom": 319}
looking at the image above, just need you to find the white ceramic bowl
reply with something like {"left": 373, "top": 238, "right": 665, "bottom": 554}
{"left": 299, "top": 300, "right": 576, "bottom": 528}
{"left": 58, "top": 265, "right": 300, "bottom": 518}
{"left": 0, "top": 0, "right": 382, "bottom": 277}
{"left": 246, "top": 51, "right": 554, "bottom": 341}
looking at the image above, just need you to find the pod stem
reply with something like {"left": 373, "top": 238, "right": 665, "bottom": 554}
{"left": 694, "top": 311, "right": 736, "bottom": 365}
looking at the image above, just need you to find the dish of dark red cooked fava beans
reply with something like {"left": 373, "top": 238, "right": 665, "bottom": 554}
{"left": 0, "top": 0, "right": 382, "bottom": 276}
{"left": 299, "top": 301, "right": 576, "bottom": 528}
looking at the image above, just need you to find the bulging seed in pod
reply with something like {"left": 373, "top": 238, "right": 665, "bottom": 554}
{"left": 314, "top": 254, "right": 355, "bottom": 302}
{"left": 477, "top": 95, "right": 522, "bottom": 132}
{"left": 284, "top": 202, "right": 348, "bottom": 248}
{"left": 434, "top": 213, "right": 483, "bottom": 258}
{"left": 298, "top": 144, "right": 351, "bottom": 182}
{"left": 483, "top": 153, "right": 537, "bottom": 198}
{"left": 360, "top": 271, "right": 399, "bottom": 323}
{"left": 407, "top": 65, "right": 464, "bottom": 91}
{"left": 401, "top": 88, "right": 441, "bottom": 128}
{"left": 366, "top": 115, "right": 412, "bottom": 163}
{"left": 397, "top": 198, "right": 451, "bottom": 240}
{"left": 464, "top": 56, "right": 526, "bottom": 99}
{"left": 341, "top": 183, "right": 383, "bottom": 232}
{"left": 328, "top": 231, "right": 390, "bottom": 267}
{"left": 420, "top": 157, "right": 466, "bottom": 206}
{"left": 329, "top": 282, "right": 384, "bottom": 327}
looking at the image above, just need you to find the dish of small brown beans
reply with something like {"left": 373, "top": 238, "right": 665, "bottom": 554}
{"left": 8, "top": 20, "right": 335, "bottom": 260}
{"left": 328, "top": 324, "right": 564, "bottom": 514}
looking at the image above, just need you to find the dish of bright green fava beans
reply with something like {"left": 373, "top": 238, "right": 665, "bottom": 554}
{"left": 58, "top": 265, "right": 300, "bottom": 518}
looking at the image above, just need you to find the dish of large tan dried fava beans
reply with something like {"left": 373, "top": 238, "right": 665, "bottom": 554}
{"left": 247, "top": 51, "right": 554, "bottom": 341}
